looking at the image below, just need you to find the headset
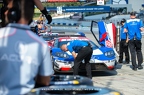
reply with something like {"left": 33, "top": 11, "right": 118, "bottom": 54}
{"left": 7, "top": 0, "right": 32, "bottom": 25}
{"left": 7, "top": 0, "right": 21, "bottom": 23}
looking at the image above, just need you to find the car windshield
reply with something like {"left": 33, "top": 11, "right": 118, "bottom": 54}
{"left": 40, "top": 36, "right": 55, "bottom": 41}
{"left": 58, "top": 40, "right": 99, "bottom": 49}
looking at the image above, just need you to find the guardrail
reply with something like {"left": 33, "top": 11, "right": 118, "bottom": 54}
{"left": 51, "top": 19, "right": 122, "bottom": 27}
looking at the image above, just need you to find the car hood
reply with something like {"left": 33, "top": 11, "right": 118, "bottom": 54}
{"left": 52, "top": 46, "right": 115, "bottom": 61}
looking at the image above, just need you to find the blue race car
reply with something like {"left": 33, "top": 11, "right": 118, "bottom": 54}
{"left": 51, "top": 35, "right": 116, "bottom": 72}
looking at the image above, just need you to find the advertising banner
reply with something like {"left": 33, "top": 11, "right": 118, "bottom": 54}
{"left": 47, "top": 6, "right": 110, "bottom": 12}
{"left": 97, "top": 0, "right": 104, "bottom": 5}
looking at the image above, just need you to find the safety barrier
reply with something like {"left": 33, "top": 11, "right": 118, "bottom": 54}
{"left": 27, "top": 75, "right": 123, "bottom": 95}
{"left": 49, "top": 75, "right": 93, "bottom": 86}
{"left": 51, "top": 22, "right": 78, "bottom": 26}
{"left": 27, "top": 85, "right": 123, "bottom": 95}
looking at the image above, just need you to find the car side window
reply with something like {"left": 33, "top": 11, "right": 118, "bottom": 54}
{"left": 89, "top": 41, "right": 99, "bottom": 49}
{"left": 54, "top": 39, "right": 59, "bottom": 47}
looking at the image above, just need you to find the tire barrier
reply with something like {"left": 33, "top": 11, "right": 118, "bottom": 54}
{"left": 51, "top": 22, "right": 78, "bottom": 26}
{"left": 49, "top": 75, "right": 93, "bottom": 86}
{"left": 27, "top": 85, "right": 122, "bottom": 95}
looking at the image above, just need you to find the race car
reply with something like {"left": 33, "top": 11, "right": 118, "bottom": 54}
{"left": 39, "top": 33, "right": 59, "bottom": 49}
{"left": 51, "top": 35, "right": 116, "bottom": 73}
{"left": 39, "top": 34, "right": 81, "bottom": 49}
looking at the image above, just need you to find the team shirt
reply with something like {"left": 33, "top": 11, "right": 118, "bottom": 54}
{"left": 67, "top": 40, "right": 88, "bottom": 53}
{"left": 0, "top": 23, "right": 54, "bottom": 95}
{"left": 124, "top": 18, "right": 143, "bottom": 40}
{"left": 120, "top": 25, "right": 127, "bottom": 40}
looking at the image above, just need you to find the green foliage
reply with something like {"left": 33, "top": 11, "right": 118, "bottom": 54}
{"left": 34, "top": 2, "right": 84, "bottom": 18}
{"left": 42, "top": 2, "right": 84, "bottom": 7}
{"left": 0, "top": 3, "right": 3, "bottom": 7}
{"left": 33, "top": 13, "right": 41, "bottom": 20}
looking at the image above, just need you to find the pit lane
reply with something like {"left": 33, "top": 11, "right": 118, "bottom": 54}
{"left": 53, "top": 32, "right": 144, "bottom": 95}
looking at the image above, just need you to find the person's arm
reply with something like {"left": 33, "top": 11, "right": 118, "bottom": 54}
{"left": 71, "top": 51, "right": 77, "bottom": 59}
{"left": 67, "top": 42, "right": 77, "bottom": 58}
{"left": 35, "top": 44, "right": 54, "bottom": 88}
{"left": 33, "top": 0, "right": 52, "bottom": 24}
{"left": 67, "top": 41, "right": 78, "bottom": 59}
{"left": 139, "top": 20, "right": 144, "bottom": 32}
{"left": 33, "top": 0, "right": 44, "bottom": 11}
{"left": 123, "top": 22, "right": 128, "bottom": 33}
{"left": 125, "top": 33, "right": 129, "bottom": 43}
{"left": 35, "top": 75, "right": 51, "bottom": 87}
{"left": 124, "top": 29, "right": 127, "bottom": 32}
{"left": 140, "top": 27, "right": 144, "bottom": 31}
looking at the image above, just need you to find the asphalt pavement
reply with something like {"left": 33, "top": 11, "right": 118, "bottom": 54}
{"left": 59, "top": 32, "right": 144, "bottom": 95}
{"left": 85, "top": 33, "right": 144, "bottom": 95}
{"left": 52, "top": 15, "right": 144, "bottom": 95}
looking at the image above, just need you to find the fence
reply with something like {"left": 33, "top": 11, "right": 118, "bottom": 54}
{"left": 51, "top": 19, "right": 122, "bottom": 27}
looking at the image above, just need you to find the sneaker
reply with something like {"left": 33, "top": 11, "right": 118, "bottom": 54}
{"left": 87, "top": 76, "right": 92, "bottom": 79}
{"left": 138, "top": 65, "right": 143, "bottom": 69}
{"left": 118, "top": 61, "right": 123, "bottom": 64}
{"left": 132, "top": 67, "right": 137, "bottom": 71}
{"left": 124, "top": 62, "right": 129, "bottom": 64}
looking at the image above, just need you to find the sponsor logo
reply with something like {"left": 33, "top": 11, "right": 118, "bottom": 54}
{"left": 0, "top": 41, "right": 36, "bottom": 64}
{"left": 0, "top": 85, "right": 8, "bottom": 95}
{"left": 15, "top": 41, "right": 27, "bottom": 55}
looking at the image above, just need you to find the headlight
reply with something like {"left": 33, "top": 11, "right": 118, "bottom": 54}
{"left": 104, "top": 50, "right": 115, "bottom": 57}
{"left": 55, "top": 52, "right": 69, "bottom": 58}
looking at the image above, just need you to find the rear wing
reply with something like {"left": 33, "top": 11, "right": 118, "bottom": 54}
{"left": 39, "top": 34, "right": 84, "bottom": 41}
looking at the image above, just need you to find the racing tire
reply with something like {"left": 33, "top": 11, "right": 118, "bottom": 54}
{"left": 27, "top": 85, "right": 122, "bottom": 95}
{"left": 49, "top": 75, "right": 93, "bottom": 86}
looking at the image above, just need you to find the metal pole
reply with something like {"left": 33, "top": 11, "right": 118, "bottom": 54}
{"left": 116, "top": 21, "right": 120, "bottom": 54}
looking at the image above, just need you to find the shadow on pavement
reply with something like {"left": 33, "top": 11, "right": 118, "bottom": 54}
{"left": 115, "top": 64, "right": 123, "bottom": 69}
{"left": 92, "top": 70, "right": 117, "bottom": 77}
{"left": 54, "top": 69, "right": 118, "bottom": 77}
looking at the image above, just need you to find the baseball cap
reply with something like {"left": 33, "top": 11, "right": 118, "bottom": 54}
{"left": 121, "top": 18, "right": 126, "bottom": 22}
{"left": 130, "top": 12, "right": 136, "bottom": 16}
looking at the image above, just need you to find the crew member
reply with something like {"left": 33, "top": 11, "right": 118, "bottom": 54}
{"left": 124, "top": 12, "right": 144, "bottom": 71}
{"left": 118, "top": 18, "right": 130, "bottom": 64}
{"left": 0, "top": 0, "right": 54, "bottom": 94}
{"left": 1, "top": 0, "right": 52, "bottom": 27}
{"left": 61, "top": 40, "right": 93, "bottom": 79}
